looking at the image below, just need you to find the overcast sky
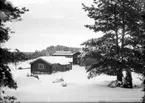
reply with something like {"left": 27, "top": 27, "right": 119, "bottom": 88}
{"left": 4, "top": 0, "right": 103, "bottom": 52}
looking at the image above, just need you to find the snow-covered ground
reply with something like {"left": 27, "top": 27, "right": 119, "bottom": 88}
{"left": 5, "top": 64, "right": 143, "bottom": 102}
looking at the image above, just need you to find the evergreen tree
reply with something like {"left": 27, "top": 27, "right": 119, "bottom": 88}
{"left": 0, "top": 0, "right": 28, "bottom": 99}
{"left": 82, "top": 0, "right": 145, "bottom": 88}
{"left": 133, "top": 6, "right": 145, "bottom": 102}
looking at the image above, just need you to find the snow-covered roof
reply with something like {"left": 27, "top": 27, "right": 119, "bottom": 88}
{"left": 30, "top": 56, "right": 72, "bottom": 65}
{"left": 52, "top": 51, "right": 73, "bottom": 56}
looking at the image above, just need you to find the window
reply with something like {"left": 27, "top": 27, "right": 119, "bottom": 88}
{"left": 38, "top": 63, "right": 44, "bottom": 69}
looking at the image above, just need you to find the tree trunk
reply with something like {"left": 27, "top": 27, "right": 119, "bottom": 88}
{"left": 0, "top": 85, "right": 3, "bottom": 101}
{"left": 123, "top": 69, "right": 133, "bottom": 88}
{"left": 14, "top": 62, "right": 17, "bottom": 70}
{"left": 117, "top": 69, "right": 123, "bottom": 82}
{"left": 114, "top": 3, "right": 122, "bottom": 83}
{"left": 142, "top": 74, "right": 145, "bottom": 102}
{"left": 0, "top": 87, "right": 2, "bottom": 100}
{"left": 126, "top": 70, "right": 133, "bottom": 88}
{"left": 129, "top": 72, "right": 133, "bottom": 87}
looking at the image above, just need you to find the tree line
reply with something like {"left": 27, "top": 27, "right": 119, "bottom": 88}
{"left": 25, "top": 45, "right": 80, "bottom": 60}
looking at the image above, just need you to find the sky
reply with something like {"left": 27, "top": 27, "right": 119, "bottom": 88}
{"left": 4, "top": 0, "right": 103, "bottom": 52}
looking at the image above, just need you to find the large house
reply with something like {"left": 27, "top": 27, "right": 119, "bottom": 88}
{"left": 52, "top": 51, "right": 81, "bottom": 64}
{"left": 30, "top": 56, "right": 72, "bottom": 74}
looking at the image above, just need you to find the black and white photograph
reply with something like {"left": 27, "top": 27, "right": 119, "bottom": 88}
{"left": 0, "top": 0, "right": 145, "bottom": 102}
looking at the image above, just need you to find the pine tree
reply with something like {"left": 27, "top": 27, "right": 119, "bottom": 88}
{"left": 0, "top": 0, "right": 28, "bottom": 99}
{"left": 82, "top": 0, "right": 145, "bottom": 88}
{"left": 132, "top": 5, "right": 145, "bottom": 102}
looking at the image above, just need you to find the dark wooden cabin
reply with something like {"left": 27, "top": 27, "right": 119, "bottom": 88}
{"left": 52, "top": 51, "right": 81, "bottom": 65}
{"left": 52, "top": 51, "right": 73, "bottom": 58}
{"left": 30, "top": 56, "right": 72, "bottom": 74}
{"left": 73, "top": 51, "right": 81, "bottom": 64}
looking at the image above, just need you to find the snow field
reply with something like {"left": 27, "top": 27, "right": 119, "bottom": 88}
{"left": 4, "top": 64, "right": 143, "bottom": 102}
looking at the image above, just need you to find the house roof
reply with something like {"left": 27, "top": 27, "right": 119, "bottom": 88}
{"left": 30, "top": 56, "right": 72, "bottom": 65}
{"left": 52, "top": 51, "right": 73, "bottom": 56}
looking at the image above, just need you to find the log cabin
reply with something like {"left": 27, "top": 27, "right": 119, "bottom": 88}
{"left": 30, "top": 56, "right": 72, "bottom": 74}
{"left": 52, "top": 51, "right": 81, "bottom": 65}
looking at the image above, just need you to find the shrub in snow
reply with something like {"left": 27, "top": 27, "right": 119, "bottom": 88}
{"left": 33, "top": 75, "right": 39, "bottom": 80}
{"left": 108, "top": 81, "right": 117, "bottom": 88}
{"left": 2, "top": 96, "right": 20, "bottom": 103}
{"left": 60, "top": 77, "right": 64, "bottom": 82}
{"left": 87, "top": 69, "right": 98, "bottom": 79}
{"left": 26, "top": 73, "right": 30, "bottom": 77}
{"left": 52, "top": 77, "right": 64, "bottom": 83}
{"left": 52, "top": 81, "right": 56, "bottom": 83}
{"left": 0, "top": 91, "right": 20, "bottom": 103}
{"left": 61, "top": 82, "right": 67, "bottom": 87}
{"left": 108, "top": 80, "right": 123, "bottom": 88}
{"left": 27, "top": 73, "right": 39, "bottom": 80}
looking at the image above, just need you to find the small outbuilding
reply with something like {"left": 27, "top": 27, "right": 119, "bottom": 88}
{"left": 72, "top": 51, "right": 81, "bottom": 64}
{"left": 30, "top": 56, "right": 72, "bottom": 74}
{"left": 52, "top": 51, "right": 81, "bottom": 65}
{"left": 52, "top": 51, "right": 73, "bottom": 58}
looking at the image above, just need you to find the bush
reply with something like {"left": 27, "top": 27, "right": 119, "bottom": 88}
{"left": 108, "top": 80, "right": 123, "bottom": 88}
{"left": 52, "top": 77, "right": 64, "bottom": 83}
{"left": 0, "top": 95, "right": 20, "bottom": 103}
{"left": 61, "top": 83, "right": 67, "bottom": 87}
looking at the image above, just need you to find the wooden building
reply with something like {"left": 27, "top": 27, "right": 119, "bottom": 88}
{"left": 72, "top": 51, "right": 81, "bottom": 64}
{"left": 52, "top": 51, "right": 81, "bottom": 65}
{"left": 52, "top": 51, "right": 73, "bottom": 58}
{"left": 30, "top": 56, "right": 72, "bottom": 74}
